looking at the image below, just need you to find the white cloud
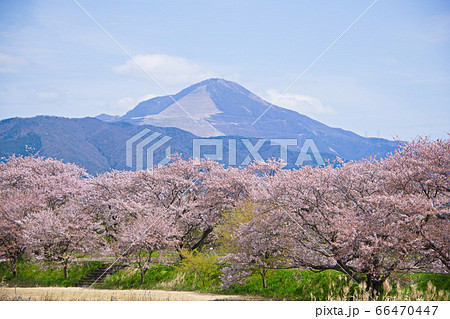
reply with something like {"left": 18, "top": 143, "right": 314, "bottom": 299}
{"left": 0, "top": 53, "right": 27, "bottom": 73}
{"left": 138, "top": 94, "right": 158, "bottom": 102}
{"left": 417, "top": 14, "right": 450, "bottom": 43}
{"left": 113, "top": 94, "right": 158, "bottom": 112}
{"left": 115, "top": 97, "right": 135, "bottom": 110}
{"left": 266, "top": 89, "right": 336, "bottom": 116}
{"left": 35, "top": 91, "right": 60, "bottom": 100}
{"left": 114, "top": 54, "right": 215, "bottom": 85}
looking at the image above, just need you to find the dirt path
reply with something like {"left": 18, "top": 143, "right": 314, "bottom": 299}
{"left": 1, "top": 287, "right": 258, "bottom": 301}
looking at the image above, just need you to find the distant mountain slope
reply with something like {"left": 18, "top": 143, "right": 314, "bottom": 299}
{"left": 99, "top": 78, "right": 398, "bottom": 160}
{"left": 0, "top": 116, "right": 196, "bottom": 174}
{"left": 0, "top": 116, "right": 339, "bottom": 174}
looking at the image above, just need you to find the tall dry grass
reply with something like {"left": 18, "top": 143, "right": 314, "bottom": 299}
{"left": 316, "top": 276, "right": 450, "bottom": 301}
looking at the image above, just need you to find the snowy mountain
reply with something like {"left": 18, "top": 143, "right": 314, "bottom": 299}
{"left": 100, "top": 78, "right": 398, "bottom": 160}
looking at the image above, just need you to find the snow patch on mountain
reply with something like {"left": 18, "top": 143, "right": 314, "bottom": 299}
{"left": 137, "top": 85, "right": 223, "bottom": 137}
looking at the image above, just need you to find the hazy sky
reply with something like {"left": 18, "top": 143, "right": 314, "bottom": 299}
{"left": 0, "top": 0, "right": 449, "bottom": 140}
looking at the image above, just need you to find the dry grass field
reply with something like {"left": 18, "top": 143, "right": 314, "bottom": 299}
{"left": 0, "top": 287, "right": 258, "bottom": 301}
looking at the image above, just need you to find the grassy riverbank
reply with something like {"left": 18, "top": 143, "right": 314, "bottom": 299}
{"left": 1, "top": 261, "right": 448, "bottom": 301}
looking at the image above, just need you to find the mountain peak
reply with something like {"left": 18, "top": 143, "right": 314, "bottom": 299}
{"left": 187, "top": 78, "right": 249, "bottom": 93}
{"left": 93, "top": 78, "right": 398, "bottom": 161}
{"left": 39, "top": 77, "right": 398, "bottom": 165}
{"left": 196, "top": 78, "right": 236, "bottom": 85}
{"left": 197, "top": 77, "right": 227, "bottom": 84}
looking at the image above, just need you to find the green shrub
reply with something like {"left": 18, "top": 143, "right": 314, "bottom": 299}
{"left": 176, "top": 250, "right": 220, "bottom": 289}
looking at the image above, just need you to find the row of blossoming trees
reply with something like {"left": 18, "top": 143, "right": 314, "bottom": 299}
{"left": 0, "top": 137, "right": 448, "bottom": 293}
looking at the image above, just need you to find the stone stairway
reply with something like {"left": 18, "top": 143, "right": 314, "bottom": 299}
{"left": 74, "top": 264, "right": 126, "bottom": 287}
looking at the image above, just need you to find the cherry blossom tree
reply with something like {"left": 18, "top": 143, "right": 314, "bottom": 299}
{"left": 154, "top": 157, "right": 258, "bottom": 252}
{"left": 115, "top": 209, "right": 178, "bottom": 284}
{"left": 262, "top": 138, "right": 450, "bottom": 295}
{"left": 382, "top": 137, "right": 450, "bottom": 271}
{"left": 216, "top": 159, "right": 292, "bottom": 288}
{"left": 24, "top": 202, "right": 100, "bottom": 279}
{"left": 85, "top": 170, "right": 137, "bottom": 243}
{"left": 87, "top": 166, "right": 183, "bottom": 282}
{"left": 2, "top": 137, "right": 446, "bottom": 295}
{"left": 272, "top": 160, "right": 416, "bottom": 294}
{"left": 217, "top": 202, "right": 294, "bottom": 288}
{"left": 0, "top": 155, "right": 88, "bottom": 276}
{"left": 0, "top": 190, "right": 32, "bottom": 277}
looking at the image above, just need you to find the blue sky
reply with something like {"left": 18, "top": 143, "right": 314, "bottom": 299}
{"left": 0, "top": 0, "right": 449, "bottom": 140}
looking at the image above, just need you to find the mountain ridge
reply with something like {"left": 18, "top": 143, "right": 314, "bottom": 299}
{"left": 0, "top": 79, "right": 399, "bottom": 173}
{"left": 97, "top": 78, "right": 398, "bottom": 160}
{"left": 0, "top": 116, "right": 340, "bottom": 173}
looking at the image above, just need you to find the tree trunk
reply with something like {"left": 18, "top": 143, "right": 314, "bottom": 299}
{"left": 367, "top": 274, "right": 384, "bottom": 297}
{"left": 11, "top": 262, "right": 17, "bottom": 277}
{"left": 260, "top": 269, "right": 267, "bottom": 288}
{"left": 190, "top": 227, "right": 214, "bottom": 251}
{"left": 63, "top": 264, "right": 68, "bottom": 279}
{"left": 7, "top": 254, "right": 18, "bottom": 277}
{"left": 194, "top": 269, "right": 205, "bottom": 287}
{"left": 140, "top": 269, "right": 147, "bottom": 284}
